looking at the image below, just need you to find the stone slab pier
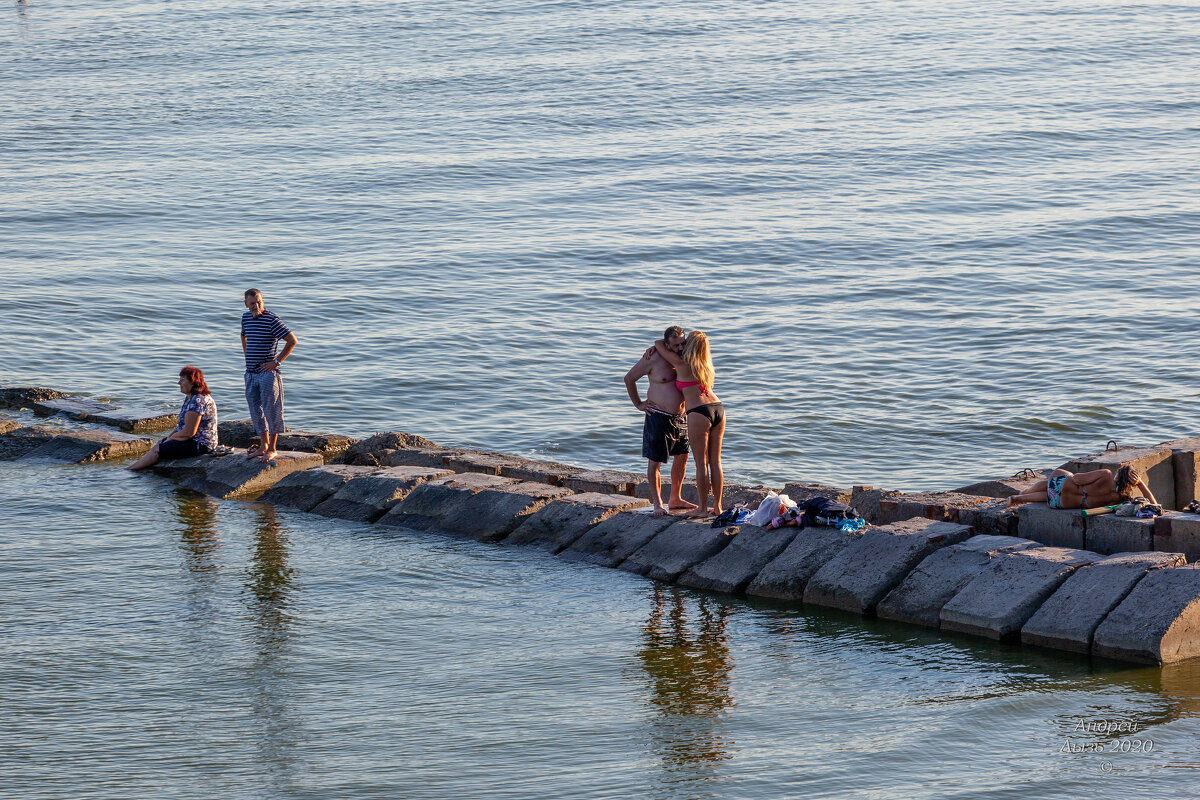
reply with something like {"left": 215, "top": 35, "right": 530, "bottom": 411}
{"left": 7, "top": 384, "right": 1200, "bottom": 667}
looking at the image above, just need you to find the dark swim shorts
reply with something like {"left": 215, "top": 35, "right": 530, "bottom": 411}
{"left": 642, "top": 410, "right": 689, "bottom": 463}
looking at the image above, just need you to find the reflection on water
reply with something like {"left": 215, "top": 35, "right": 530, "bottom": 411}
{"left": 243, "top": 504, "right": 302, "bottom": 787}
{"left": 173, "top": 489, "right": 222, "bottom": 577}
{"left": 245, "top": 504, "right": 293, "bottom": 622}
{"left": 638, "top": 585, "right": 735, "bottom": 782}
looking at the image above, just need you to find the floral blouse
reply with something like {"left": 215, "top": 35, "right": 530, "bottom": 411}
{"left": 178, "top": 393, "right": 218, "bottom": 450}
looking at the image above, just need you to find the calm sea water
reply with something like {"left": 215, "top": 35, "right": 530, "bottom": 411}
{"left": 4, "top": 1, "right": 1200, "bottom": 796}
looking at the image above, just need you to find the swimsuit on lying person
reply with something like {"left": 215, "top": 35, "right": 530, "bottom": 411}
{"left": 1046, "top": 474, "right": 1066, "bottom": 509}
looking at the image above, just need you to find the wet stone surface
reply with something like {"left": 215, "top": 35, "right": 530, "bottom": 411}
{"left": 311, "top": 466, "right": 455, "bottom": 522}
{"left": 505, "top": 493, "right": 649, "bottom": 552}
{"left": 258, "top": 464, "right": 379, "bottom": 512}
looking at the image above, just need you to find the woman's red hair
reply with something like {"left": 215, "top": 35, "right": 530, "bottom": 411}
{"left": 179, "top": 365, "right": 211, "bottom": 395}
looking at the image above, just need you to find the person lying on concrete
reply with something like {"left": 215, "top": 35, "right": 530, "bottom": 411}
{"left": 625, "top": 325, "right": 697, "bottom": 516}
{"left": 654, "top": 330, "right": 725, "bottom": 518}
{"left": 127, "top": 366, "right": 219, "bottom": 470}
{"left": 241, "top": 288, "right": 298, "bottom": 463}
{"left": 1005, "top": 465, "right": 1156, "bottom": 509}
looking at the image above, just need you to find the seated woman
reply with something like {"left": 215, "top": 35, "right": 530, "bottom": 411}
{"left": 1005, "top": 466, "right": 1156, "bottom": 509}
{"left": 654, "top": 330, "right": 725, "bottom": 518}
{"left": 127, "top": 366, "right": 219, "bottom": 470}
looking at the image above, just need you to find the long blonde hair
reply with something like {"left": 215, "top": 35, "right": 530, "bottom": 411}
{"left": 683, "top": 331, "right": 715, "bottom": 390}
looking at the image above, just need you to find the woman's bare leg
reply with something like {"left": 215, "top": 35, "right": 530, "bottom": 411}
{"left": 707, "top": 416, "right": 725, "bottom": 515}
{"left": 127, "top": 443, "right": 161, "bottom": 471}
{"left": 687, "top": 413, "right": 712, "bottom": 516}
{"left": 1006, "top": 479, "right": 1049, "bottom": 507}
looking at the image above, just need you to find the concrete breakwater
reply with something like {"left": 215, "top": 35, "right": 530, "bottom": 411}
{"left": 5, "top": 385, "right": 1200, "bottom": 666}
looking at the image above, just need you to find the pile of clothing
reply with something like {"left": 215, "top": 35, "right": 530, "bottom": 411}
{"left": 712, "top": 491, "right": 865, "bottom": 532}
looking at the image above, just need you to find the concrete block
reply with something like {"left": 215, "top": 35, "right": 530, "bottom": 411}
{"left": 781, "top": 482, "right": 851, "bottom": 504}
{"left": 678, "top": 525, "right": 801, "bottom": 594}
{"left": 33, "top": 397, "right": 176, "bottom": 433}
{"left": 952, "top": 469, "right": 1053, "bottom": 499}
{"left": 439, "top": 482, "right": 574, "bottom": 541}
{"left": 1063, "top": 444, "right": 1175, "bottom": 510}
{"left": 877, "top": 535, "right": 1038, "bottom": 627}
{"left": 0, "top": 386, "right": 69, "bottom": 409}
{"left": 443, "top": 450, "right": 526, "bottom": 476}
{"left": 561, "top": 469, "right": 643, "bottom": 495}
{"left": 1022, "top": 552, "right": 1185, "bottom": 654}
{"left": 378, "top": 472, "right": 522, "bottom": 530}
{"left": 1084, "top": 515, "right": 1155, "bottom": 555}
{"left": 1092, "top": 564, "right": 1200, "bottom": 664}
{"left": 336, "top": 431, "right": 439, "bottom": 466}
{"left": 497, "top": 459, "right": 582, "bottom": 486}
{"left": 1, "top": 425, "right": 153, "bottom": 463}
{"left": 1162, "top": 437, "right": 1200, "bottom": 509}
{"left": 504, "top": 493, "right": 649, "bottom": 552}
{"left": 1015, "top": 504, "right": 1085, "bottom": 549}
{"left": 311, "top": 465, "right": 454, "bottom": 521}
{"left": 1154, "top": 513, "right": 1200, "bottom": 562}
{"left": 954, "top": 500, "right": 1017, "bottom": 537}
{"left": 258, "top": 465, "right": 378, "bottom": 512}
{"left": 803, "top": 519, "right": 973, "bottom": 614}
{"left": 217, "top": 420, "right": 355, "bottom": 460}
{"left": 940, "top": 546, "right": 1102, "bottom": 640}
{"left": 745, "top": 528, "right": 862, "bottom": 601}
{"left": 438, "top": 450, "right": 579, "bottom": 485}
{"left": 619, "top": 518, "right": 739, "bottom": 582}
{"left": 173, "top": 449, "right": 324, "bottom": 500}
{"left": 849, "top": 486, "right": 992, "bottom": 526}
{"left": 559, "top": 511, "right": 679, "bottom": 566}
{"left": 382, "top": 446, "right": 464, "bottom": 469}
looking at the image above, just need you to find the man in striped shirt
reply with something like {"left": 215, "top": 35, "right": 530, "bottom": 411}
{"left": 241, "top": 288, "right": 299, "bottom": 462}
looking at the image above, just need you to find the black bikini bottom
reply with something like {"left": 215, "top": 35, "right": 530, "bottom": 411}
{"left": 687, "top": 402, "right": 725, "bottom": 427}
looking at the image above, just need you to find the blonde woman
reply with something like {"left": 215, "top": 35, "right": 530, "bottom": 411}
{"left": 654, "top": 331, "right": 725, "bottom": 517}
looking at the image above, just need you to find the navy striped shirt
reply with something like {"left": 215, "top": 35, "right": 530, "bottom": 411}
{"left": 241, "top": 309, "right": 292, "bottom": 373}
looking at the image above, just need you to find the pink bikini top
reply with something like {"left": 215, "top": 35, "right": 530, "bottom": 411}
{"left": 676, "top": 380, "right": 709, "bottom": 393}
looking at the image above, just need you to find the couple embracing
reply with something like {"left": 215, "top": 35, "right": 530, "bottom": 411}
{"left": 625, "top": 326, "right": 726, "bottom": 518}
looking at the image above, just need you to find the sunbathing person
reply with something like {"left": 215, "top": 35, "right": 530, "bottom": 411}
{"left": 127, "top": 366, "right": 219, "bottom": 470}
{"left": 1005, "top": 466, "right": 1156, "bottom": 509}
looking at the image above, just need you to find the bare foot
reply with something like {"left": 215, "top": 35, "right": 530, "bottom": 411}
{"left": 245, "top": 447, "right": 260, "bottom": 460}
{"left": 668, "top": 499, "right": 698, "bottom": 511}
{"left": 686, "top": 508, "right": 711, "bottom": 518}
{"left": 258, "top": 450, "right": 278, "bottom": 463}
{"left": 651, "top": 507, "right": 669, "bottom": 517}
{"left": 711, "top": 507, "right": 724, "bottom": 516}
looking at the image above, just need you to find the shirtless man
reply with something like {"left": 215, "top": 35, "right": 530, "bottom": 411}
{"left": 624, "top": 326, "right": 697, "bottom": 516}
